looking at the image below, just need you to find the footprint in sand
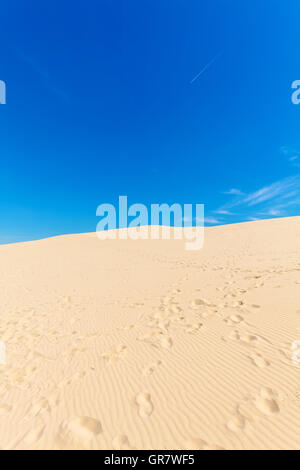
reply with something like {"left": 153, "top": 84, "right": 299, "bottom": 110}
{"left": 227, "top": 411, "right": 246, "bottom": 433}
{"left": 112, "top": 434, "right": 136, "bottom": 450}
{"left": 57, "top": 371, "right": 86, "bottom": 389}
{"left": 0, "top": 404, "right": 12, "bottom": 415}
{"left": 172, "top": 314, "right": 186, "bottom": 326}
{"left": 190, "top": 299, "right": 210, "bottom": 309}
{"left": 152, "top": 310, "right": 170, "bottom": 321}
{"left": 136, "top": 392, "right": 154, "bottom": 418}
{"left": 160, "top": 335, "right": 173, "bottom": 350}
{"left": 228, "top": 330, "right": 259, "bottom": 346}
{"left": 102, "top": 344, "right": 127, "bottom": 364}
{"left": 157, "top": 318, "right": 170, "bottom": 332}
{"left": 137, "top": 330, "right": 173, "bottom": 351}
{"left": 249, "top": 352, "right": 270, "bottom": 369}
{"left": 119, "top": 324, "right": 135, "bottom": 331}
{"left": 7, "top": 368, "right": 33, "bottom": 389}
{"left": 161, "top": 296, "right": 174, "bottom": 306}
{"left": 137, "top": 330, "right": 159, "bottom": 344}
{"left": 183, "top": 437, "right": 224, "bottom": 450}
{"left": 185, "top": 322, "right": 203, "bottom": 334}
{"left": 63, "top": 346, "right": 87, "bottom": 360}
{"left": 224, "top": 314, "right": 244, "bottom": 326}
{"left": 142, "top": 360, "right": 162, "bottom": 377}
{"left": 62, "top": 296, "right": 72, "bottom": 305}
{"left": 171, "top": 288, "right": 181, "bottom": 295}
{"left": 230, "top": 300, "right": 245, "bottom": 308}
{"left": 23, "top": 424, "right": 46, "bottom": 446}
{"left": 129, "top": 302, "right": 144, "bottom": 308}
{"left": 169, "top": 305, "right": 182, "bottom": 315}
{"left": 254, "top": 388, "right": 280, "bottom": 416}
{"left": 27, "top": 397, "right": 51, "bottom": 419}
{"left": 55, "top": 416, "right": 102, "bottom": 449}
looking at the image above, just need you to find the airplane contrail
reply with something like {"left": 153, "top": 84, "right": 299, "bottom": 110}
{"left": 190, "top": 52, "right": 222, "bottom": 84}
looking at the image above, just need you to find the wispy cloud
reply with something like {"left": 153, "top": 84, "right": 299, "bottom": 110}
{"left": 267, "top": 208, "right": 282, "bottom": 216}
{"left": 213, "top": 209, "right": 234, "bottom": 215}
{"left": 223, "top": 188, "right": 244, "bottom": 196}
{"left": 205, "top": 216, "right": 221, "bottom": 225}
{"left": 280, "top": 146, "right": 300, "bottom": 168}
{"left": 213, "top": 175, "right": 300, "bottom": 223}
{"left": 243, "top": 177, "right": 298, "bottom": 207}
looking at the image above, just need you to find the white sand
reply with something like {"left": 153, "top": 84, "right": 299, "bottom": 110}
{"left": 0, "top": 217, "right": 300, "bottom": 450}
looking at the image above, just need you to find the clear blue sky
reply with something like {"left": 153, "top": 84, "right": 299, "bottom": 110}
{"left": 1, "top": 1, "right": 300, "bottom": 243}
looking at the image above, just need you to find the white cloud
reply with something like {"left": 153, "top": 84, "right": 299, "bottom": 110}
{"left": 214, "top": 209, "right": 234, "bottom": 215}
{"left": 223, "top": 188, "right": 244, "bottom": 196}
{"left": 205, "top": 217, "right": 221, "bottom": 225}
{"left": 217, "top": 174, "right": 300, "bottom": 223}
{"left": 243, "top": 176, "right": 299, "bottom": 207}
{"left": 268, "top": 208, "right": 281, "bottom": 216}
{"left": 280, "top": 146, "right": 300, "bottom": 168}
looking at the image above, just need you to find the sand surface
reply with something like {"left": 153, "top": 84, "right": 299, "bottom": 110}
{"left": 0, "top": 218, "right": 300, "bottom": 450}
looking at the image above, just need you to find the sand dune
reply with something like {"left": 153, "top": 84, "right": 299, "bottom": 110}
{"left": 0, "top": 217, "right": 300, "bottom": 450}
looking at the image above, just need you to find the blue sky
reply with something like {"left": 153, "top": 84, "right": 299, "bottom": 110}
{"left": 1, "top": 1, "right": 300, "bottom": 243}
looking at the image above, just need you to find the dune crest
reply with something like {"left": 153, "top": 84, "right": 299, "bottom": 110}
{"left": 0, "top": 217, "right": 300, "bottom": 450}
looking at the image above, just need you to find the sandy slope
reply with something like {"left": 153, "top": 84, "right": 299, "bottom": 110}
{"left": 0, "top": 218, "right": 300, "bottom": 450}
